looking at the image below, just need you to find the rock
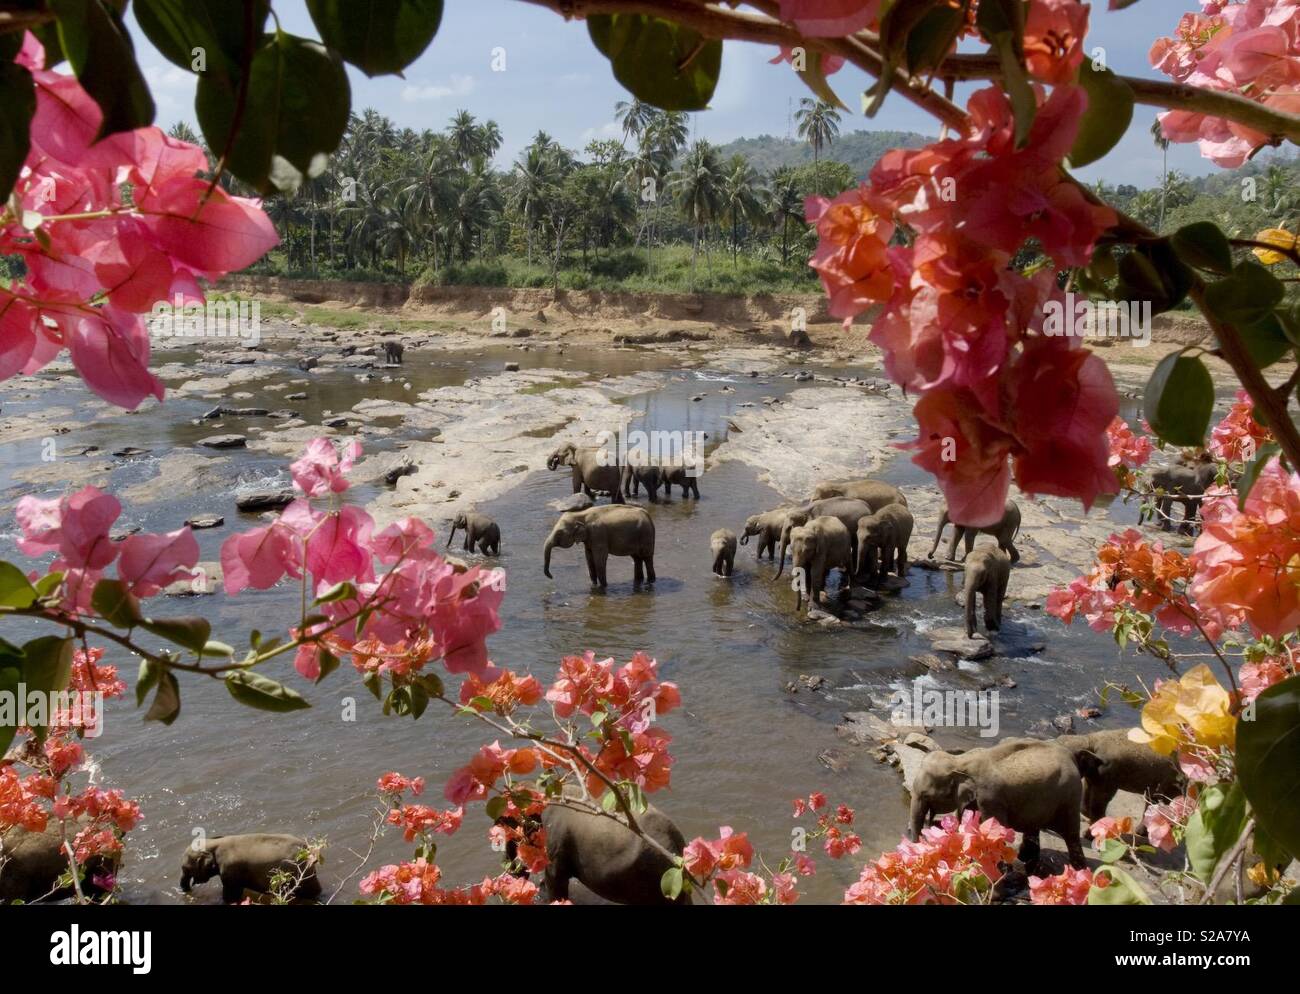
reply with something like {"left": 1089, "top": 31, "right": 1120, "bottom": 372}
{"left": 165, "top": 561, "right": 222, "bottom": 596}
{"left": 903, "top": 732, "right": 941, "bottom": 753}
{"left": 931, "top": 638, "right": 995, "bottom": 661}
{"left": 197, "top": 434, "right": 246, "bottom": 449}
{"left": 799, "top": 674, "right": 829, "bottom": 691}
{"left": 383, "top": 462, "right": 417, "bottom": 486}
{"left": 504, "top": 361, "right": 520, "bottom": 372}
{"left": 185, "top": 514, "right": 224, "bottom": 529}
{"left": 111, "top": 447, "right": 150, "bottom": 458}
{"left": 286, "top": 392, "right": 308, "bottom": 400}
{"left": 550, "top": 493, "right": 594, "bottom": 513}
{"left": 323, "top": 417, "right": 349, "bottom": 428}
{"left": 794, "top": 371, "right": 814, "bottom": 382}
{"left": 817, "top": 748, "right": 852, "bottom": 774}
{"left": 236, "top": 489, "right": 295, "bottom": 512}
{"left": 837, "top": 711, "right": 896, "bottom": 746}
{"left": 200, "top": 406, "right": 222, "bottom": 420}
{"left": 220, "top": 407, "right": 270, "bottom": 417}
{"left": 690, "top": 394, "right": 704, "bottom": 402}
{"left": 1052, "top": 714, "right": 1076, "bottom": 734}
{"left": 297, "top": 357, "right": 318, "bottom": 371}
{"left": 268, "top": 410, "right": 299, "bottom": 419}
{"left": 910, "top": 653, "right": 956, "bottom": 672}
{"left": 1076, "top": 706, "right": 1102, "bottom": 720}
{"left": 110, "top": 526, "right": 141, "bottom": 541}
{"left": 224, "top": 356, "right": 257, "bottom": 365}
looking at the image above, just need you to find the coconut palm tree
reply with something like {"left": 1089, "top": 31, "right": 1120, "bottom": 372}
{"left": 1151, "top": 117, "right": 1170, "bottom": 232}
{"left": 615, "top": 98, "right": 656, "bottom": 144}
{"left": 721, "top": 155, "right": 763, "bottom": 266}
{"left": 795, "top": 99, "right": 842, "bottom": 195}
{"left": 672, "top": 140, "right": 724, "bottom": 283}
{"left": 513, "top": 144, "right": 562, "bottom": 267}
{"left": 768, "top": 167, "right": 804, "bottom": 267}
{"left": 448, "top": 109, "right": 481, "bottom": 166}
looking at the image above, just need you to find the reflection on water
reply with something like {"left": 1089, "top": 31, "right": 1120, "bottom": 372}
{"left": 1, "top": 340, "right": 1171, "bottom": 903}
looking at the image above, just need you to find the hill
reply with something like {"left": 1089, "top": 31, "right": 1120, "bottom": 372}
{"left": 715, "top": 129, "right": 931, "bottom": 178}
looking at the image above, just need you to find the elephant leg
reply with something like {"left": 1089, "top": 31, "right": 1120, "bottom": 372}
{"left": 1005, "top": 540, "right": 1020, "bottom": 564}
{"left": 895, "top": 544, "right": 907, "bottom": 578}
{"left": 1086, "top": 784, "right": 1118, "bottom": 824}
{"left": 635, "top": 557, "right": 646, "bottom": 584}
{"left": 689, "top": 479, "right": 700, "bottom": 499}
{"left": 584, "top": 545, "right": 598, "bottom": 585}
{"left": 1058, "top": 816, "right": 1088, "bottom": 870}
{"left": 985, "top": 585, "right": 999, "bottom": 633}
{"left": 644, "top": 554, "right": 655, "bottom": 583}
{"left": 945, "top": 528, "right": 962, "bottom": 562}
{"left": 222, "top": 880, "right": 246, "bottom": 904}
{"left": 995, "top": 571, "right": 1009, "bottom": 628}
{"left": 962, "top": 529, "right": 976, "bottom": 560}
{"left": 1017, "top": 830, "right": 1042, "bottom": 871}
{"left": 1156, "top": 496, "right": 1173, "bottom": 530}
{"left": 544, "top": 860, "right": 569, "bottom": 904}
{"left": 965, "top": 588, "right": 978, "bottom": 638}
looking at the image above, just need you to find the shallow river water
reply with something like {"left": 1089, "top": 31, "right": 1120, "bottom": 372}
{"left": 0, "top": 338, "right": 1175, "bottom": 903}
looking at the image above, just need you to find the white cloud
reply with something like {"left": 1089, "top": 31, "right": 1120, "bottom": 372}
{"left": 578, "top": 120, "right": 622, "bottom": 144}
{"left": 143, "top": 64, "right": 197, "bottom": 113}
{"left": 401, "top": 74, "right": 476, "bottom": 102}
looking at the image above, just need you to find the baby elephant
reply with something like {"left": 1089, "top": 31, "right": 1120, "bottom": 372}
{"left": 448, "top": 511, "right": 500, "bottom": 555}
{"left": 659, "top": 463, "right": 701, "bottom": 500}
{"left": 711, "top": 528, "right": 737, "bottom": 577}
{"left": 1, "top": 827, "right": 119, "bottom": 903}
{"left": 383, "top": 341, "right": 404, "bottom": 364}
{"left": 789, "top": 516, "right": 852, "bottom": 613}
{"left": 910, "top": 738, "right": 1087, "bottom": 870}
{"left": 929, "top": 500, "right": 1021, "bottom": 563}
{"left": 539, "top": 802, "right": 689, "bottom": 905}
{"left": 855, "top": 503, "right": 914, "bottom": 581}
{"left": 963, "top": 546, "right": 1011, "bottom": 638}
{"left": 1058, "top": 729, "right": 1184, "bottom": 823}
{"left": 1139, "top": 460, "right": 1218, "bottom": 532}
{"left": 740, "top": 507, "right": 791, "bottom": 560}
{"left": 180, "top": 833, "right": 321, "bottom": 904}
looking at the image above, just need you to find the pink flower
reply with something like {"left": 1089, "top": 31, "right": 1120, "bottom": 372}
{"left": 805, "top": 185, "right": 896, "bottom": 326}
{"left": 777, "top": 0, "right": 883, "bottom": 36}
{"left": 220, "top": 522, "right": 298, "bottom": 593}
{"left": 1029, "top": 866, "right": 1096, "bottom": 904}
{"left": 290, "top": 437, "right": 363, "bottom": 497}
{"left": 117, "top": 527, "right": 199, "bottom": 598}
{"left": 1144, "top": 795, "right": 1197, "bottom": 852}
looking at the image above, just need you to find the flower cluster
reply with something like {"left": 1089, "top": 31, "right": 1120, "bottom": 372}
{"left": 682, "top": 826, "right": 801, "bottom": 904}
{"left": 1150, "top": 0, "right": 1300, "bottom": 167}
{"left": 1130, "top": 664, "right": 1237, "bottom": 765}
{"left": 359, "top": 861, "right": 539, "bottom": 905}
{"left": 1029, "top": 866, "right": 1101, "bottom": 905}
{"left": 1, "top": 33, "right": 277, "bottom": 409}
{"left": 793, "top": 792, "right": 862, "bottom": 859}
{"left": 1144, "top": 794, "right": 1199, "bottom": 852}
{"left": 843, "top": 811, "right": 1016, "bottom": 905}
{"left": 1209, "top": 390, "right": 1274, "bottom": 464}
{"left": 1106, "top": 416, "right": 1154, "bottom": 488}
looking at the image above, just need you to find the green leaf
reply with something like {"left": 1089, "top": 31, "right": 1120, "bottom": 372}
{"left": 1170, "top": 221, "right": 1233, "bottom": 276}
{"left": 587, "top": 14, "right": 721, "bottom": 112}
{"left": 1204, "top": 261, "right": 1286, "bottom": 327}
{"left": 1068, "top": 61, "right": 1133, "bottom": 168}
{"left": 200, "top": 640, "right": 235, "bottom": 658}
{"left": 409, "top": 680, "right": 429, "bottom": 719}
{"left": 312, "top": 581, "right": 357, "bottom": 605}
{"left": 48, "top": 0, "right": 155, "bottom": 139}
{"left": 135, "top": 658, "right": 161, "bottom": 708}
{"left": 1099, "top": 837, "right": 1128, "bottom": 864}
{"left": 33, "top": 572, "right": 64, "bottom": 599}
{"left": 660, "top": 866, "right": 683, "bottom": 900}
{"left": 1088, "top": 866, "right": 1152, "bottom": 904}
{"left": 134, "top": 0, "right": 269, "bottom": 82}
{"left": 0, "top": 664, "right": 22, "bottom": 757}
{"left": 977, "top": 0, "right": 1034, "bottom": 146}
{"left": 20, "top": 636, "right": 73, "bottom": 742}
{"left": 1237, "top": 312, "right": 1292, "bottom": 369}
{"left": 225, "top": 670, "right": 311, "bottom": 713}
{"left": 905, "top": 3, "right": 967, "bottom": 76}
{"left": 485, "top": 795, "right": 507, "bottom": 821}
{"left": 792, "top": 49, "right": 847, "bottom": 110}
{"left": 0, "top": 60, "right": 35, "bottom": 203}
{"left": 0, "top": 560, "right": 37, "bottom": 609}
{"left": 1237, "top": 675, "right": 1300, "bottom": 863}
{"left": 196, "top": 32, "right": 351, "bottom": 195}
{"left": 91, "top": 578, "right": 143, "bottom": 628}
{"left": 305, "top": 0, "right": 443, "bottom": 77}
{"left": 867, "top": 0, "right": 949, "bottom": 117}
{"left": 145, "top": 669, "right": 181, "bottom": 724}
{"left": 1185, "top": 783, "right": 1250, "bottom": 886}
{"left": 140, "top": 615, "right": 211, "bottom": 653}
{"left": 1117, "top": 241, "right": 1192, "bottom": 315}
{"left": 1144, "top": 351, "right": 1214, "bottom": 447}
{"left": 315, "top": 647, "right": 340, "bottom": 685}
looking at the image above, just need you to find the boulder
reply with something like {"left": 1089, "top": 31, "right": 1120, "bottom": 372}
{"left": 197, "top": 434, "right": 246, "bottom": 449}
{"left": 236, "top": 489, "right": 295, "bottom": 512}
{"left": 185, "top": 514, "right": 224, "bottom": 529}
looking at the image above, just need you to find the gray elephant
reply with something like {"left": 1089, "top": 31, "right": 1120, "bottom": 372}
{"left": 547, "top": 442, "right": 625, "bottom": 503}
{"left": 963, "top": 546, "right": 1011, "bottom": 638}
{"left": 740, "top": 507, "right": 792, "bottom": 560}
{"left": 788, "top": 516, "right": 853, "bottom": 613}
{"left": 909, "top": 738, "right": 1088, "bottom": 870}
{"left": 855, "top": 503, "right": 915, "bottom": 580}
{"left": 658, "top": 463, "right": 701, "bottom": 500}
{"left": 775, "top": 497, "right": 872, "bottom": 577}
{"left": 1140, "top": 459, "right": 1218, "bottom": 531}
{"left": 543, "top": 505, "right": 655, "bottom": 587}
{"left": 447, "top": 511, "right": 500, "bottom": 555}
{"left": 1, "top": 827, "right": 120, "bottom": 903}
{"left": 929, "top": 500, "right": 1021, "bottom": 563}
{"left": 383, "top": 341, "right": 404, "bottom": 364}
{"left": 711, "top": 528, "right": 737, "bottom": 577}
{"left": 620, "top": 462, "right": 663, "bottom": 503}
{"left": 811, "top": 478, "right": 908, "bottom": 511}
{"left": 1057, "top": 729, "right": 1184, "bottom": 823}
{"left": 533, "top": 802, "right": 689, "bottom": 905}
{"left": 179, "top": 833, "right": 321, "bottom": 903}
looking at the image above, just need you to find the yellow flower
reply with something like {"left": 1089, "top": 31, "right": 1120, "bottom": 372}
{"left": 1128, "top": 664, "right": 1235, "bottom": 756}
{"left": 1252, "top": 227, "right": 1298, "bottom": 266}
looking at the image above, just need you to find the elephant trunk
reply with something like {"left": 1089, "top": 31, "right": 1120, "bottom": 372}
{"left": 775, "top": 535, "right": 788, "bottom": 578}
{"left": 543, "top": 536, "right": 555, "bottom": 578}
{"left": 446, "top": 524, "right": 457, "bottom": 548}
{"left": 179, "top": 873, "right": 192, "bottom": 893}
{"left": 739, "top": 532, "right": 750, "bottom": 546}
{"left": 908, "top": 796, "right": 929, "bottom": 842}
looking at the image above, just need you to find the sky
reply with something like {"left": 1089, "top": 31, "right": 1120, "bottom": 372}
{"left": 130, "top": 0, "right": 1240, "bottom": 189}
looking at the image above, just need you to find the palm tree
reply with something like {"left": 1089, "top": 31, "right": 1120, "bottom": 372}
{"left": 721, "top": 155, "right": 763, "bottom": 266}
{"left": 402, "top": 135, "right": 459, "bottom": 273}
{"left": 671, "top": 140, "right": 724, "bottom": 283}
{"left": 1151, "top": 117, "right": 1170, "bottom": 232}
{"left": 448, "top": 110, "right": 481, "bottom": 166}
{"left": 615, "top": 98, "right": 656, "bottom": 145}
{"left": 795, "top": 99, "right": 842, "bottom": 195}
{"left": 768, "top": 167, "right": 804, "bottom": 267}
{"left": 513, "top": 144, "right": 562, "bottom": 267}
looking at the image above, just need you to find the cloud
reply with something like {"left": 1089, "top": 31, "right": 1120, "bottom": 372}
{"left": 579, "top": 120, "right": 622, "bottom": 144}
{"left": 401, "top": 74, "right": 476, "bottom": 102}
{"left": 143, "top": 64, "right": 197, "bottom": 113}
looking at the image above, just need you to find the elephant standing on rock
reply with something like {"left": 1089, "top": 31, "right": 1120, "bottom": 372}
{"left": 547, "top": 442, "right": 624, "bottom": 503}
{"left": 711, "top": 528, "right": 737, "bottom": 576}
{"left": 1, "top": 827, "right": 120, "bottom": 902}
{"left": 448, "top": 511, "right": 500, "bottom": 555}
{"left": 910, "top": 738, "right": 1088, "bottom": 870}
{"left": 528, "top": 802, "right": 689, "bottom": 905}
{"left": 1057, "top": 729, "right": 1184, "bottom": 823}
{"left": 543, "top": 505, "right": 655, "bottom": 587}
{"left": 1139, "top": 460, "right": 1218, "bottom": 532}
{"left": 963, "top": 546, "right": 1011, "bottom": 638}
{"left": 788, "top": 516, "right": 853, "bottom": 613}
{"left": 180, "top": 834, "right": 321, "bottom": 903}
{"left": 741, "top": 507, "right": 793, "bottom": 560}
{"left": 812, "top": 478, "right": 907, "bottom": 511}
{"left": 855, "top": 503, "right": 915, "bottom": 580}
{"left": 929, "top": 500, "right": 1021, "bottom": 563}
{"left": 775, "top": 498, "right": 872, "bottom": 577}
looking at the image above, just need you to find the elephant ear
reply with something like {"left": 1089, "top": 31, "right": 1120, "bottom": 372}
{"left": 1075, "top": 749, "right": 1104, "bottom": 779}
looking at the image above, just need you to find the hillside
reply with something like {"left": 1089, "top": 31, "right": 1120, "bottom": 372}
{"left": 715, "top": 129, "right": 931, "bottom": 178}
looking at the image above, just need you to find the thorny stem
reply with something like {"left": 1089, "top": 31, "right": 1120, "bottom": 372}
{"left": 1202, "top": 817, "right": 1254, "bottom": 905}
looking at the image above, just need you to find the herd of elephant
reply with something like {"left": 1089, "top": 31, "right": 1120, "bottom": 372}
{"left": 444, "top": 441, "right": 1026, "bottom": 638}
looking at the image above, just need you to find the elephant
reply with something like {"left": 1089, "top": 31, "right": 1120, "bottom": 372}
{"left": 543, "top": 505, "right": 655, "bottom": 587}
{"left": 775, "top": 497, "right": 872, "bottom": 577}
{"left": 658, "top": 463, "right": 701, "bottom": 500}
{"left": 1057, "top": 729, "right": 1184, "bottom": 824}
{"left": 620, "top": 462, "right": 663, "bottom": 503}
{"left": 383, "top": 340, "right": 404, "bottom": 364}
{"left": 928, "top": 500, "right": 1021, "bottom": 563}
{"left": 811, "top": 478, "right": 908, "bottom": 511}
{"left": 855, "top": 503, "right": 915, "bottom": 580}
{"left": 788, "top": 516, "right": 853, "bottom": 613}
{"left": 180, "top": 833, "right": 321, "bottom": 904}
{"left": 963, "top": 546, "right": 1011, "bottom": 638}
{"left": 711, "top": 528, "right": 737, "bottom": 577}
{"left": 909, "top": 738, "right": 1088, "bottom": 870}
{"left": 527, "top": 801, "right": 690, "bottom": 905}
{"left": 546, "top": 442, "right": 625, "bottom": 503}
{"left": 0, "top": 826, "right": 119, "bottom": 903}
{"left": 447, "top": 511, "right": 500, "bottom": 555}
{"left": 1139, "top": 460, "right": 1218, "bottom": 531}
{"left": 740, "top": 507, "right": 793, "bottom": 560}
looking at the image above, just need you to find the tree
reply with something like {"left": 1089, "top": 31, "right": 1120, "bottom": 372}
{"left": 672, "top": 140, "right": 724, "bottom": 283}
{"left": 767, "top": 167, "right": 804, "bottom": 267}
{"left": 721, "top": 155, "right": 764, "bottom": 266}
{"left": 795, "top": 99, "right": 842, "bottom": 196}
{"left": 1151, "top": 117, "right": 1171, "bottom": 232}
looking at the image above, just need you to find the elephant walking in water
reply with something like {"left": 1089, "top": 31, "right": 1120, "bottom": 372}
{"left": 447, "top": 511, "right": 500, "bottom": 555}
{"left": 543, "top": 505, "right": 655, "bottom": 587}
{"left": 547, "top": 442, "right": 625, "bottom": 503}
{"left": 180, "top": 833, "right": 321, "bottom": 903}
{"left": 963, "top": 546, "right": 1011, "bottom": 638}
